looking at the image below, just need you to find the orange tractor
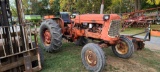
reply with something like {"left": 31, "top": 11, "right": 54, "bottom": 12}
{"left": 40, "top": 13, "right": 149, "bottom": 71}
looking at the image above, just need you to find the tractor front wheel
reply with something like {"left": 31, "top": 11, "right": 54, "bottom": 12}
{"left": 40, "top": 19, "right": 62, "bottom": 52}
{"left": 112, "top": 35, "right": 134, "bottom": 58}
{"left": 81, "top": 43, "right": 106, "bottom": 72}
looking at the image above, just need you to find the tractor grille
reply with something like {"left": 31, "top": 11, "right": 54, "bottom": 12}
{"left": 108, "top": 20, "right": 120, "bottom": 37}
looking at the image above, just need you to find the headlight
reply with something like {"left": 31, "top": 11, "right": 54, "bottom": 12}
{"left": 103, "top": 15, "right": 110, "bottom": 21}
{"left": 104, "top": 16, "right": 109, "bottom": 19}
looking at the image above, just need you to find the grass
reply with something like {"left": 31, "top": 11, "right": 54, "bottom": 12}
{"left": 151, "top": 24, "right": 160, "bottom": 29}
{"left": 40, "top": 42, "right": 87, "bottom": 72}
{"left": 39, "top": 41, "right": 160, "bottom": 72}
{"left": 121, "top": 27, "right": 145, "bottom": 35}
{"left": 133, "top": 48, "right": 160, "bottom": 71}
{"left": 120, "top": 25, "right": 160, "bottom": 35}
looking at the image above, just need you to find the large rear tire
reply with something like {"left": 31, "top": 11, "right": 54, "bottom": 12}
{"left": 40, "top": 19, "right": 62, "bottom": 52}
{"left": 112, "top": 35, "right": 134, "bottom": 58}
{"left": 81, "top": 43, "right": 106, "bottom": 72}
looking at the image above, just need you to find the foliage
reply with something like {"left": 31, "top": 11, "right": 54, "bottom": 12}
{"left": 108, "top": 0, "right": 122, "bottom": 13}
{"left": 60, "top": 0, "right": 76, "bottom": 12}
{"left": 51, "top": 0, "right": 60, "bottom": 15}
{"left": 140, "top": 0, "right": 160, "bottom": 10}
{"left": 9, "top": 0, "right": 160, "bottom": 16}
{"left": 10, "top": 1, "right": 17, "bottom": 17}
{"left": 73, "top": 0, "right": 111, "bottom": 14}
{"left": 146, "top": 0, "right": 160, "bottom": 5}
{"left": 22, "top": 0, "right": 30, "bottom": 15}
{"left": 19, "top": 0, "right": 60, "bottom": 16}
{"left": 35, "top": 0, "right": 60, "bottom": 15}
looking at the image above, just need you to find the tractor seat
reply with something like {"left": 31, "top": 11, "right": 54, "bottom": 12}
{"left": 60, "top": 12, "right": 71, "bottom": 24}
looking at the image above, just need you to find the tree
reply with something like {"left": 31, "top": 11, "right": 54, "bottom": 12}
{"left": 146, "top": 0, "right": 160, "bottom": 5}
{"left": 29, "top": 0, "right": 60, "bottom": 16}
{"left": 108, "top": 0, "right": 122, "bottom": 13}
{"left": 60, "top": 0, "right": 77, "bottom": 12}
{"left": 22, "top": 0, "right": 30, "bottom": 14}
{"left": 134, "top": 0, "right": 141, "bottom": 11}
{"left": 10, "top": 0, "right": 17, "bottom": 17}
{"left": 108, "top": 0, "right": 135, "bottom": 13}
{"left": 50, "top": 0, "right": 60, "bottom": 15}
{"left": 73, "top": 0, "right": 111, "bottom": 14}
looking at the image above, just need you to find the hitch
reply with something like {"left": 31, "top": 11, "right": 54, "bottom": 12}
{"left": 125, "top": 24, "right": 151, "bottom": 50}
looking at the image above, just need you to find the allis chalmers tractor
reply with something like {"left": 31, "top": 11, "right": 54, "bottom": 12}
{"left": 0, "top": 0, "right": 43, "bottom": 72}
{"left": 40, "top": 12, "right": 149, "bottom": 71}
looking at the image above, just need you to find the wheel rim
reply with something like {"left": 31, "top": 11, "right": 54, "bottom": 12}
{"left": 43, "top": 29, "right": 51, "bottom": 46}
{"left": 85, "top": 50, "right": 97, "bottom": 66}
{"left": 115, "top": 41, "right": 128, "bottom": 54}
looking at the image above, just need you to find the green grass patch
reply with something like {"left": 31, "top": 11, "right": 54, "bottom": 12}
{"left": 151, "top": 25, "right": 160, "bottom": 30}
{"left": 120, "top": 27, "right": 145, "bottom": 35}
{"left": 120, "top": 25, "right": 160, "bottom": 35}
{"left": 40, "top": 42, "right": 87, "bottom": 72}
{"left": 39, "top": 42, "right": 160, "bottom": 72}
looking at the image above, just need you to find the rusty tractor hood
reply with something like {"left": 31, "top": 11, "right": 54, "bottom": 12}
{"left": 74, "top": 14, "right": 120, "bottom": 23}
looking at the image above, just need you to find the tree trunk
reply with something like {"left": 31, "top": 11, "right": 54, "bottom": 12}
{"left": 138, "top": 0, "right": 141, "bottom": 10}
{"left": 135, "top": 0, "right": 141, "bottom": 11}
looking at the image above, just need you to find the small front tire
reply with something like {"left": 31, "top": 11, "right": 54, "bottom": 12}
{"left": 81, "top": 43, "right": 106, "bottom": 72}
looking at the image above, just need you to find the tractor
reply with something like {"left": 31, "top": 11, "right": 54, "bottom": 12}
{"left": 40, "top": 14, "right": 141, "bottom": 72}
{"left": 0, "top": 0, "right": 43, "bottom": 71}
{"left": 40, "top": 13, "right": 149, "bottom": 71}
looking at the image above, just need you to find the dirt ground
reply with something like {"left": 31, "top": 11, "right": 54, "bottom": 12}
{"left": 106, "top": 56, "right": 157, "bottom": 72}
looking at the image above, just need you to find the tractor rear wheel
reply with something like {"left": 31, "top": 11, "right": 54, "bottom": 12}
{"left": 112, "top": 35, "right": 134, "bottom": 58}
{"left": 81, "top": 43, "right": 106, "bottom": 72}
{"left": 40, "top": 19, "right": 62, "bottom": 52}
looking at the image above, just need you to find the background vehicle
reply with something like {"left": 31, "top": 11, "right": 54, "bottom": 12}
{"left": 25, "top": 15, "right": 42, "bottom": 25}
{"left": 122, "top": 7, "right": 160, "bottom": 31}
{"left": 0, "top": 0, "right": 43, "bottom": 71}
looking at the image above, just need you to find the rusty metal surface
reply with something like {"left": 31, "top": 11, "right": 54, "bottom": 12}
{"left": 126, "top": 36, "right": 145, "bottom": 50}
{"left": 0, "top": 24, "right": 42, "bottom": 71}
{"left": 0, "top": 55, "right": 38, "bottom": 71}
{"left": 121, "top": 7, "right": 160, "bottom": 30}
{"left": 44, "top": 30, "right": 51, "bottom": 46}
{"left": 115, "top": 40, "right": 129, "bottom": 54}
{"left": 85, "top": 50, "right": 97, "bottom": 66}
{"left": 0, "top": 0, "right": 42, "bottom": 71}
{"left": 133, "top": 35, "right": 160, "bottom": 51}
{"left": 24, "top": 55, "right": 32, "bottom": 72}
